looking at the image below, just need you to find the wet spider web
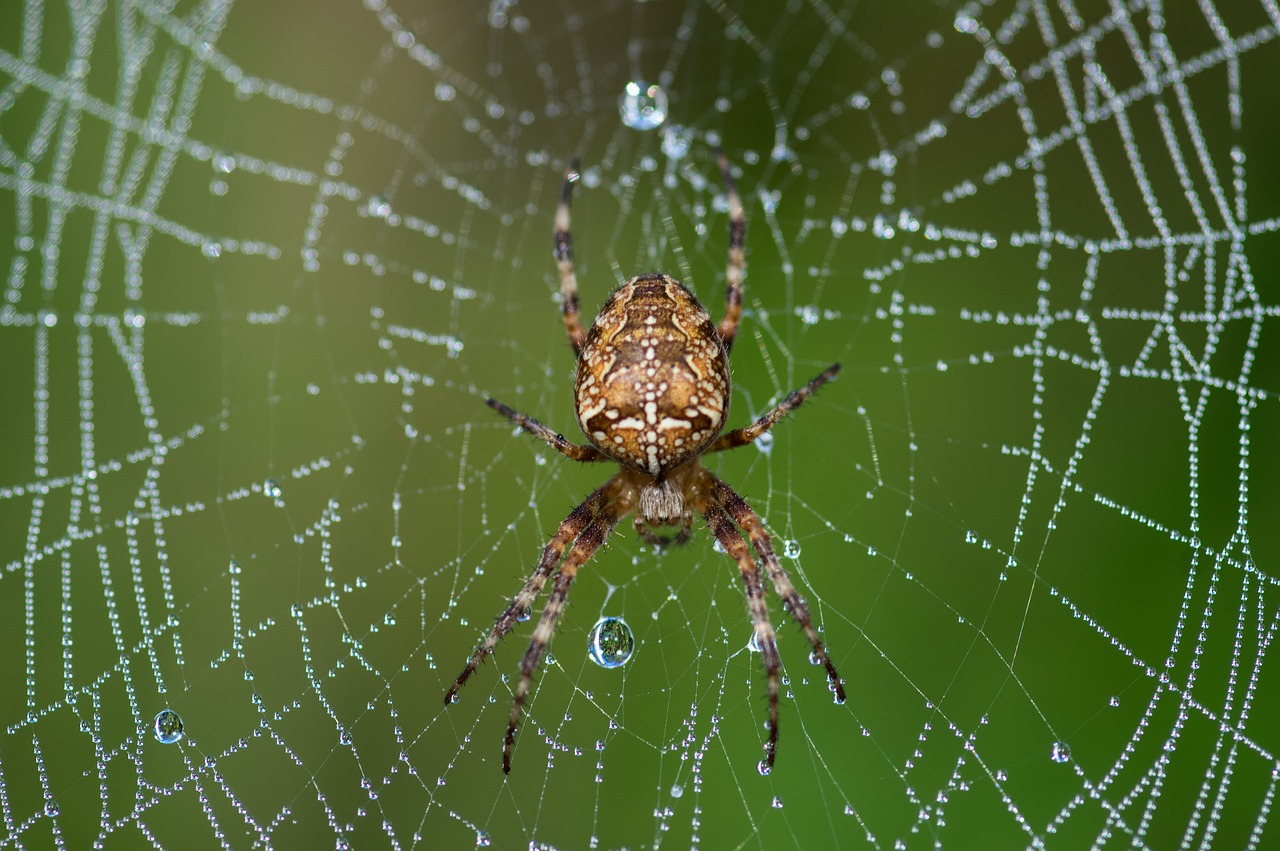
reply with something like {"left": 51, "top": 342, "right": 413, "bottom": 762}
{"left": 2, "top": 0, "right": 1279, "bottom": 848}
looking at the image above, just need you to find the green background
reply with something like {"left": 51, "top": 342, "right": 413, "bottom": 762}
{"left": 2, "top": 1, "right": 1278, "bottom": 848}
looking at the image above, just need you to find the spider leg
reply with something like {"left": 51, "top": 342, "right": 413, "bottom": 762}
{"left": 505, "top": 489, "right": 633, "bottom": 772}
{"left": 697, "top": 485, "right": 782, "bottom": 771}
{"left": 487, "top": 397, "right": 605, "bottom": 462}
{"left": 715, "top": 148, "right": 746, "bottom": 353}
{"left": 633, "top": 513, "right": 693, "bottom": 548}
{"left": 444, "top": 479, "right": 616, "bottom": 707}
{"left": 706, "top": 363, "right": 840, "bottom": 454}
{"left": 555, "top": 158, "right": 586, "bottom": 355}
{"left": 714, "top": 476, "right": 846, "bottom": 705}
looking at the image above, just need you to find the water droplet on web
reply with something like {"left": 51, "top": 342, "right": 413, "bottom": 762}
{"left": 516, "top": 609, "right": 531, "bottom": 622}
{"left": 782, "top": 540, "right": 801, "bottom": 559}
{"left": 670, "top": 783, "right": 683, "bottom": 798}
{"left": 228, "top": 559, "right": 242, "bottom": 575}
{"left": 587, "top": 616, "right": 635, "bottom": 668}
{"left": 995, "top": 769, "right": 1008, "bottom": 781}
{"left": 152, "top": 709, "right": 184, "bottom": 744}
{"left": 770, "top": 795, "right": 783, "bottom": 808}
{"left": 808, "top": 650, "right": 822, "bottom": 665}
{"left": 1050, "top": 741, "right": 1071, "bottom": 763}
{"left": 435, "top": 82, "right": 456, "bottom": 102}
{"left": 618, "top": 81, "right": 668, "bottom": 131}
{"left": 747, "top": 630, "right": 762, "bottom": 652}
{"left": 660, "top": 124, "right": 692, "bottom": 159}
{"left": 475, "top": 831, "right": 491, "bottom": 847}
{"left": 757, "top": 759, "right": 771, "bottom": 776}
{"left": 1109, "top": 696, "right": 1120, "bottom": 707}
{"left": 754, "top": 431, "right": 773, "bottom": 454}
{"left": 263, "top": 478, "right": 282, "bottom": 499}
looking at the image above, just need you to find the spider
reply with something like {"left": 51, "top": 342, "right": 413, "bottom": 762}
{"left": 444, "top": 150, "right": 845, "bottom": 774}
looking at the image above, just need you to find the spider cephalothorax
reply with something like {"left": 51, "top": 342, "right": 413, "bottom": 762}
{"left": 445, "top": 150, "right": 845, "bottom": 774}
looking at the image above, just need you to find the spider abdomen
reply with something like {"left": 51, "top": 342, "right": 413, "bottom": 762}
{"left": 574, "top": 273, "right": 731, "bottom": 476}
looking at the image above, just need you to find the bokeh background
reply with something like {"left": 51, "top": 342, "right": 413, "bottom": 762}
{"left": 2, "top": 0, "right": 1278, "bottom": 848}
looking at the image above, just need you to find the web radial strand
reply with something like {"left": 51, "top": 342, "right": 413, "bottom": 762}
{"left": 0, "top": 0, "right": 1275, "bottom": 849}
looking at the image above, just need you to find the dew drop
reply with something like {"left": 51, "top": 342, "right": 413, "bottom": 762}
{"left": 1109, "top": 696, "right": 1120, "bottom": 707}
{"left": 754, "top": 431, "right": 774, "bottom": 454}
{"left": 757, "top": 759, "right": 772, "bottom": 776}
{"left": 1050, "top": 741, "right": 1071, "bottom": 763}
{"left": 782, "top": 539, "right": 801, "bottom": 559}
{"left": 770, "top": 795, "right": 783, "bottom": 808}
{"left": 747, "top": 630, "right": 763, "bottom": 653}
{"left": 152, "top": 709, "right": 184, "bottom": 744}
{"left": 263, "top": 478, "right": 282, "bottom": 499}
{"left": 619, "top": 81, "right": 668, "bottom": 131}
{"left": 660, "top": 124, "right": 693, "bottom": 159}
{"left": 475, "top": 831, "right": 492, "bottom": 848}
{"left": 587, "top": 616, "right": 635, "bottom": 668}
{"left": 670, "top": 783, "right": 684, "bottom": 798}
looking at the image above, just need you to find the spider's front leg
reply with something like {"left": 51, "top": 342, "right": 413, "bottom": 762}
{"left": 716, "top": 479, "right": 846, "bottom": 705}
{"left": 443, "top": 480, "right": 615, "bottom": 707}
{"left": 503, "top": 488, "right": 634, "bottom": 772}
{"left": 699, "top": 492, "right": 783, "bottom": 771}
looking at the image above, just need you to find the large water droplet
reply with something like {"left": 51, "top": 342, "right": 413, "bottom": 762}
{"left": 153, "top": 709, "right": 184, "bottom": 744}
{"left": 782, "top": 539, "right": 801, "bottom": 559}
{"left": 619, "top": 81, "right": 668, "bottom": 131}
{"left": 1050, "top": 741, "right": 1071, "bottom": 763}
{"left": 587, "top": 616, "right": 635, "bottom": 668}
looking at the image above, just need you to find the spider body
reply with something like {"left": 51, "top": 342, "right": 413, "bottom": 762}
{"left": 446, "top": 151, "right": 845, "bottom": 774}
{"left": 575, "top": 273, "right": 729, "bottom": 483}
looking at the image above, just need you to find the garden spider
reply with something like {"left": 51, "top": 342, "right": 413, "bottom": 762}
{"left": 444, "top": 150, "right": 845, "bottom": 774}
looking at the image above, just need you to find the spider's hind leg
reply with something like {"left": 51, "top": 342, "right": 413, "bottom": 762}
{"left": 707, "top": 363, "right": 840, "bottom": 454}
{"left": 715, "top": 148, "right": 746, "bottom": 353}
{"left": 486, "top": 397, "right": 605, "bottom": 462}
{"left": 555, "top": 158, "right": 586, "bottom": 355}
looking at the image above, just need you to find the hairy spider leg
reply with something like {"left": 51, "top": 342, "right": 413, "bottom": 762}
{"left": 699, "top": 487, "right": 783, "bottom": 770}
{"left": 715, "top": 148, "right": 746, "bottom": 352}
{"left": 486, "top": 397, "right": 605, "bottom": 462}
{"left": 556, "top": 158, "right": 586, "bottom": 355}
{"left": 716, "top": 478, "right": 846, "bottom": 704}
{"left": 504, "top": 487, "right": 634, "bottom": 772}
{"left": 633, "top": 513, "right": 693, "bottom": 548}
{"left": 708, "top": 363, "right": 841, "bottom": 454}
{"left": 444, "top": 479, "right": 618, "bottom": 707}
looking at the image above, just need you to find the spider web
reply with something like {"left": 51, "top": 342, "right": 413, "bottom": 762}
{"left": 2, "top": 0, "right": 1279, "bottom": 847}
